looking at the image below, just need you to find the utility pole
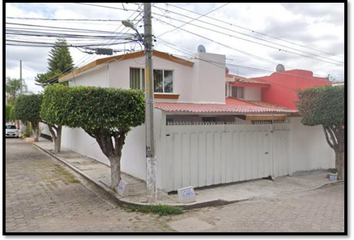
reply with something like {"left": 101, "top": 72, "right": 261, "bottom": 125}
{"left": 20, "top": 60, "right": 22, "bottom": 93}
{"left": 144, "top": 2, "right": 157, "bottom": 203}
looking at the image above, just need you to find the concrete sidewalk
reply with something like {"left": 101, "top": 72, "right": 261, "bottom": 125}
{"left": 24, "top": 136, "right": 342, "bottom": 209}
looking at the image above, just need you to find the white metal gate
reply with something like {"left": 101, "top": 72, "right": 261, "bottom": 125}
{"left": 162, "top": 123, "right": 291, "bottom": 192}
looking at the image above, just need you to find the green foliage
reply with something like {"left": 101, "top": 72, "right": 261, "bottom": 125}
{"left": 13, "top": 94, "right": 43, "bottom": 122}
{"left": 6, "top": 77, "right": 26, "bottom": 104}
{"left": 42, "top": 84, "right": 145, "bottom": 132}
{"left": 20, "top": 122, "right": 32, "bottom": 137}
{"left": 129, "top": 204, "right": 183, "bottom": 216}
{"left": 40, "top": 84, "right": 70, "bottom": 126}
{"left": 328, "top": 168, "right": 338, "bottom": 173}
{"left": 6, "top": 105, "right": 13, "bottom": 122}
{"left": 48, "top": 39, "right": 74, "bottom": 73}
{"left": 35, "top": 39, "right": 74, "bottom": 87}
{"left": 296, "top": 85, "right": 344, "bottom": 127}
{"left": 35, "top": 70, "right": 62, "bottom": 88}
{"left": 9, "top": 107, "right": 16, "bottom": 121}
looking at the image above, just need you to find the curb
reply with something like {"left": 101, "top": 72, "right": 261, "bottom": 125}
{"left": 23, "top": 137, "right": 344, "bottom": 211}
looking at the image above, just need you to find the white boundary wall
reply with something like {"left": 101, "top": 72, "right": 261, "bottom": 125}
{"left": 290, "top": 117, "right": 335, "bottom": 172}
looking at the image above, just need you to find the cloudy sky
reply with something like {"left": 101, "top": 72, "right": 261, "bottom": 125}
{"left": 5, "top": 2, "right": 346, "bottom": 94}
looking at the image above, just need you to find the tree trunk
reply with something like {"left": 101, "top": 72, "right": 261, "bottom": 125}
{"left": 54, "top": 126, "right": 62, "bottom": 153}
{"left": 31, "top": 121, "right": 39, "bottom": 142}
{"left": 335, "top": 150, "right": 344, "bottom": 180}
{"left": 109, "top": 156, "right": 121, "bottom": 192}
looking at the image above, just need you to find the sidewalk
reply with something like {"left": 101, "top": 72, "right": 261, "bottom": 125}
{"left": 24, "top": 136, "right": 342, "bottom": 209}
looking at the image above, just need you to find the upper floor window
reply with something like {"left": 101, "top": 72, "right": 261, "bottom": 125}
{"left": 130, "top": 68, "right": 173, "bottom": 93}
{"left": 130, "top": 68, "right": 145, "bottom": 90}
{"left": 232, "top": 86, "right": 244, "bottom": 99}
{"left": 154, "top": 70, "right": 173, "bottom": 93}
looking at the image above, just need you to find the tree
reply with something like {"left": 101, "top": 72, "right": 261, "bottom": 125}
{"left": 296, "top": 85, "right": 345, "bottom": 180}
{"left": 13, "top": 94, "right": 43, "bottom": 142}
{"left": 35, "top": 39, "right": 74, "bottom": 87}
{"left": 6, "top": 105, "right": 13, "bottom": 123}
{"left": 40, "top": 84, "right": 69, "bottom": 153}
{"left": 6, "top": 77, "right": 27, "bottom": 104}
{"left": 35, "top": 38, "right": 74, "bottom": 152}
{"left": 42, "top": 84, "right": 145, "bottom": 192}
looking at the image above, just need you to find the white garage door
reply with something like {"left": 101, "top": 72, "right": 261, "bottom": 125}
{"left": 162, "top": 123, "right": 291, "bottom": 192}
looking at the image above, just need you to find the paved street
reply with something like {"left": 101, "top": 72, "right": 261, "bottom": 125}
{"left": 6, "top": 138, "right": 345, "bottom": 233}
{"left": 5, "top": 138, "right": 171, "bottom": 232}
{"left": 165, "top": 183, "right": 345, "bottom": 232}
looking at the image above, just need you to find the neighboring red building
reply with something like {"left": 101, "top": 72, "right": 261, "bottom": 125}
{"left": 250, "top": 69, "right": 332, "bottom": 110}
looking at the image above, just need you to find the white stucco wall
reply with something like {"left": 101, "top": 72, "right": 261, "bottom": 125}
{"left": 290, "top": 117, "right": 335, "bottom": 172}
{"left": 108, "top": 55, "right": 193, "bottom": 102}
{"left": 68, "top": 66, "right": 110, "bottom": 88}
{"left": 191, "top": 52, "right": 226, "bottom": 103}
{"left": 244, "top": 87, "right": 261, "bottom": 101}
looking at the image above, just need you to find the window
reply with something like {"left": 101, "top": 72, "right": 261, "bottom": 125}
{"left": 232, "top": 86, "right": 244, "bottom": 99}
{"left": 154, "top": 70, "right": 173, "bottom": 93}
{"left": 130, "top": 68, "right": 145, "bottom": 90}
{"left": 130, "top": 68, "right": 173, "bottom": 93}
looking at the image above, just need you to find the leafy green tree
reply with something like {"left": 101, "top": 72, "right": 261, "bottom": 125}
{"left": 296, "top": 85, "right": 345, "bottom": 180}
{"left": 6, "top": 105, "right": 13, "bottom": 123}
{"left": 35, "top": 38, "right": 74, "bottom": 150}
{"left": 6, "top": 77, "right": 27, "bottom": 104}
{"left": 42, "top": 84, "right": 145, "bottom": 192}
{"left": 13, "top": 94, "right": 43, "bottom": 142}
{"left": 40, "top": 84, "right": 69, "bottom": 153}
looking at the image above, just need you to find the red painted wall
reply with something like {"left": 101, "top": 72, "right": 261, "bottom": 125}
{"left": 251, "top": 70, "right": 332, "bottom": 110}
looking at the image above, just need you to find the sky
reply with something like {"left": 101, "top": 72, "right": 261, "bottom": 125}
{"left": 4, "top": 2, "right": 346, "bottom": 94}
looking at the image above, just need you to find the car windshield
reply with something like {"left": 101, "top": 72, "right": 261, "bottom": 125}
{"left": 6, "top": 125, "right": 17, "bottom": 129}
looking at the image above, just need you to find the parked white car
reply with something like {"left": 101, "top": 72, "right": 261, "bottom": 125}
{"left": 6, "top": 124, "right": 19, "bottom": 138}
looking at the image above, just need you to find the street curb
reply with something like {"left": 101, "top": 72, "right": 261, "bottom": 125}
{"left": 23, "top": 137, "right": 344, "bottom": 211}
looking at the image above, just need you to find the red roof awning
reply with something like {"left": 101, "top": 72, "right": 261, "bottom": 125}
{"left": 155, "top": 100, "right": 297, "bottom": 114}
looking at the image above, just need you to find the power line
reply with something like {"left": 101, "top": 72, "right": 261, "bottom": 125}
{"left": 155, "top": 37, "right": 344, "bottom": 82}
{"left": 164, "top": 3, "right": 344, "bottom": 60}
{"left": 39, "top": 4, "right": 144, "bottom": 85}
{"left": 152, "top": 8, "right": 344, "bottom": 66}
{"left": 157, "top": 3, "right": 229, "bottom": 38}
{"left": 6, "top": 16, "right": 140, "bottom": 22}
{"left": 155, "top": 18, "right": 279, "bottom": 65}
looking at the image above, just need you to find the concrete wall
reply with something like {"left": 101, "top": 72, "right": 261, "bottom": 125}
{"left": 290, "top": 117, "right": 335, "bottom": 172}
{"left": 191, "top": 52, "right": 226, "bottom": 103}
{"left": 108, "top": 55, "right": 193, "bottom": 102}
{"left": 244, "top": 87, "right": 261, "bottom": 101}
{"left": 61, "top": 124, "right": 147, "bottom": 181}
{"left": 69, "top": 66, "right": 110, "bottom": 88}
{"left": 251, "top": 70, "right": 331, "bottom": 110}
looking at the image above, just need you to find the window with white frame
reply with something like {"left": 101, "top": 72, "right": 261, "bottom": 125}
{"left": 154, "top": 69, "right": 173, "bottom": 93}
{"left": 130, "top": 68, "right": 173, "bottom": 93}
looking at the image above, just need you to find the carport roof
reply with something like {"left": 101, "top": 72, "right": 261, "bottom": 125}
{"left": 155, "top": 98, "right": 297, "bottom": 114}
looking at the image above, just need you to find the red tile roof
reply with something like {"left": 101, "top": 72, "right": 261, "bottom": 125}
{"left": 155, "top": 99, "right": 297, "bottom": 114}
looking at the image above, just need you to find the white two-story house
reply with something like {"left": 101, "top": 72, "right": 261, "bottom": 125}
{"left": 51, "top": 49, "right": 334, "bottom": 192}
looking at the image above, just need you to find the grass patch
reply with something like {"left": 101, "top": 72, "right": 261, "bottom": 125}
{"left": 129, "top": 204, "right": 183, "bottom": 216}
{"left": 52, "top": 164, "right": 80, "bottom": 184}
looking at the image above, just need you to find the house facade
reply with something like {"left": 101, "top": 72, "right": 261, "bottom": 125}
{"left": 40, "top": 50, "right": 335, "bottom": 192}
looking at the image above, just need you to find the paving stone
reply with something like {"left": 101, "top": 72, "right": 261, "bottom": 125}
{"left": 5, "top": 138, "right": 171, "bottom": 233}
